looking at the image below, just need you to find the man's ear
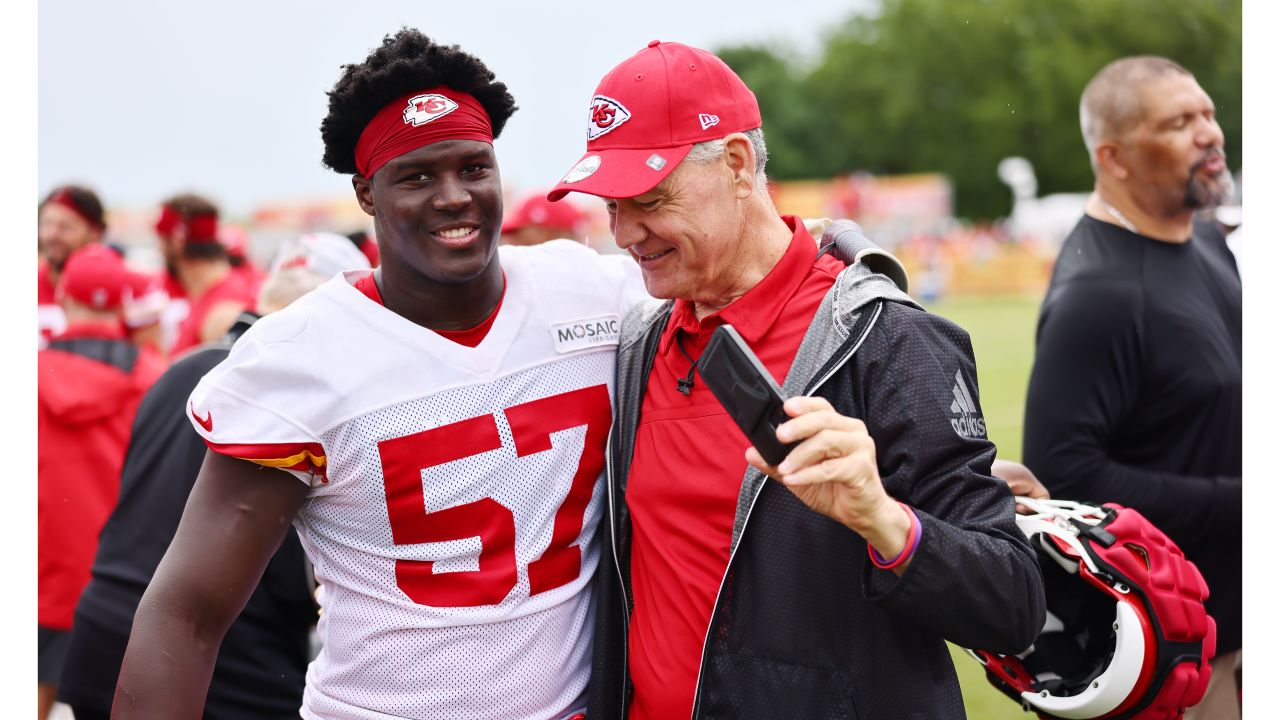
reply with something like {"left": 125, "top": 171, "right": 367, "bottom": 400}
{"left": 722, "top": 133, "right": 756, "bottom": 199}
{"left": 353, "top": 175, "right": 376, "bottom": 217}
{"left": 1094, "top": 141, "right": 1130, "bottom": 181}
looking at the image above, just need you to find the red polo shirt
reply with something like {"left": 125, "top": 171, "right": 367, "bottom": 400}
{"left": 626, "top": 216, "right": 844, "bottom": 720}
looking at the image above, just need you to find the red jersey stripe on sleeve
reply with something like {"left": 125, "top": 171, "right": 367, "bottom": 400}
{"left": 202, "top": 438, "right": 328, "bottom": 482}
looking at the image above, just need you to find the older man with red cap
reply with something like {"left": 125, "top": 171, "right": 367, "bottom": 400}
{"left": 38, "top": 244, "right": 167, "bottom": 719}
{"left": 549, "top": 41, "right": 1045, "bottom": 719}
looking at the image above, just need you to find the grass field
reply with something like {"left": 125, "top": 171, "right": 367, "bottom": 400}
{"left": 922, "top": 294, "right": 1042, "bottom": 720}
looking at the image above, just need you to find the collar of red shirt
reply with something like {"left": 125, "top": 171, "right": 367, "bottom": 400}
{"left": 659, "top": 215, "right": 818, "bottom": 355}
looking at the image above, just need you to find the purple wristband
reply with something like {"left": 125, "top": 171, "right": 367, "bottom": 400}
{"left": 868, "top": 502, "right": 922, "bottom": 570}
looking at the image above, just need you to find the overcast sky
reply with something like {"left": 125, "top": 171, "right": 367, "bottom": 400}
{"left": 38, "top": 0, "right": 871, "bottom": 216}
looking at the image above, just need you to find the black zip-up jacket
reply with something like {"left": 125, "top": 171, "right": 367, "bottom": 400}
{"left": 589, "top": 263, "right": 1047, "bottom": 719}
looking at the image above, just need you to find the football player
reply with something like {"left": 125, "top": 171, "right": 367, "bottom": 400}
{"left": 114, "top": 30, "right": 644, "bottom": 720}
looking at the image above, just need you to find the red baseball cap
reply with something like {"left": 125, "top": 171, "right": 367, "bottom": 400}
{"left": 57, "top": 244, "right": 130, "bottom": 311}
{"left": 548, "top": 40, "right": 762, "bottom": 202}
{"left": 502, "top": 192, "right": 589, "bottom": 234}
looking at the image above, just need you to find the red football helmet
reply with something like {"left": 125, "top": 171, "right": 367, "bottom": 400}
{"left": 966, "top": 499, "right": 1216, "bottom": 719}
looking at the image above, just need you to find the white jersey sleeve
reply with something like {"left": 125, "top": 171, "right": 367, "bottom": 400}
{"left": 187, "top": 310, "right": 327, "bottom": 484}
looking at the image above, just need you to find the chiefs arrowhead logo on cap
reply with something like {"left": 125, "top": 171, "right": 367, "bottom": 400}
{"left": 403, "top": 93, "right": 460, "bottom": 127}
{"left": 587, "top": 95, "right": 631, "bottom": 141}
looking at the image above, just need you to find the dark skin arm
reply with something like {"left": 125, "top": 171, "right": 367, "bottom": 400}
{"left": 112, "top": 451, "right": 309, "bottom": 719}
{"left": 991, "top": 458, "right": 1051, "bottom": 514}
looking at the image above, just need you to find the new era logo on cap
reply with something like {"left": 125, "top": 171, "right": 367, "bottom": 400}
{"left": 698, "top": 113, "right": 719, "bottom": 130}
{"left": 587, "top": 96, "right": 631, "bottom": 140}
{"left": 403, "top": 94, "right": 459, "bottom": 127}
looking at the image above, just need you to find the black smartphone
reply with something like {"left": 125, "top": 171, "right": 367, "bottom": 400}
{"left": 698, "top": 325, "right": 797, "bottom": 466}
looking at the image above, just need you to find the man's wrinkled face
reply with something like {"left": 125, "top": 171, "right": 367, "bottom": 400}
{"left": 604, "top": 157, "right": 744, "bottom": 303}
{"left": 39, "top": 203, "right": 99, "bottom": 271}
{"left": 1125, "top": 74, "right": 1233, "bottom": 213}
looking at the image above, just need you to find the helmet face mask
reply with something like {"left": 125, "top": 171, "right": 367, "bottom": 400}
{"left": 966, "top": 499, "right": 1215, "bottom": 719}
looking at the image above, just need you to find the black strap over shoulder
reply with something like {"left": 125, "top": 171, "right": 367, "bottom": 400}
{"left": 48, "top": 337, "right": 140, "bottom": 374}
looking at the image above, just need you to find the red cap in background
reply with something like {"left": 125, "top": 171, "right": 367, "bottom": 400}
{"left": 548, "top": 40, "right": 762, "bottom": 202}
{"left": 502, "top": 192, "right": 590, "bottom": 235}
{"left": 57, "top": 244, "right": 130, "bottom": 311}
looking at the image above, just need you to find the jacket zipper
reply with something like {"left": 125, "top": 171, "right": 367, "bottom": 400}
{"left": 688, "top": 302, "right": 883, "bottom": 720}
{"left": 604, "top": 425, "right": 631, "bottom": 719}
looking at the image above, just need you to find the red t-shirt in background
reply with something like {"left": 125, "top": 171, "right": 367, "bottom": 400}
{"left": 169, "top": 272, "right": 258, "bottom": 356}
{"left": 625, "top": 217, "right": 844, "bottom": 720}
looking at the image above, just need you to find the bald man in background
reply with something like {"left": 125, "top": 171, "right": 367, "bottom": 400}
{"left": 1022, "top": 56, "right": 1240, "bottom": 720}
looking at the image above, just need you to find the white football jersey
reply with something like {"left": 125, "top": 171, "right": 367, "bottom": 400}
{"left": 189, "top": 241, "right": 647, "bottom": 720}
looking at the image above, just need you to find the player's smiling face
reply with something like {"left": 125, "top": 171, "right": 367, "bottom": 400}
{"left": 362, "top": 139, "right": 503, "bottom": 285}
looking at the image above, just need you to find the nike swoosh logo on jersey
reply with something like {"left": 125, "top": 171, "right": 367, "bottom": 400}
{"left": 190, "top": 401, "right": 214, "bottom": 432}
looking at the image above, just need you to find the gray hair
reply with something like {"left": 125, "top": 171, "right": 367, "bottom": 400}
{"left": 1079, "top": 56, "right": 1192, "bottom": 169}
{"left": 685, "top": 127, "right": 769, "bottom": 190}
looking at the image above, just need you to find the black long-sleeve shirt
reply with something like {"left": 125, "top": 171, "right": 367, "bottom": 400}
{"left": 1023, "top": 214, "right": 1241, "bottom": 654}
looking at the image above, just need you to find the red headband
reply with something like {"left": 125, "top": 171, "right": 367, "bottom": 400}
{"left": 155, "top": 205, "right": 219, "bottom": 243}
{"left": 354, "top": 87, "right": 494, "bottom": 179}
{"left": 47, "top": 190, "right": 104, "bottom": 230}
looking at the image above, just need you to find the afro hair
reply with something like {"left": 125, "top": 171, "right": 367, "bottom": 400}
{"left": 320, "top": 29, "right": 518, "bottom": 175}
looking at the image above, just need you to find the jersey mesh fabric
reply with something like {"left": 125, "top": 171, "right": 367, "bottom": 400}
{"left": 301, "top": 354, "right": 609, "bottom": 719}
{"left": 188, "top": 241, "right": 647, "bottom": 720}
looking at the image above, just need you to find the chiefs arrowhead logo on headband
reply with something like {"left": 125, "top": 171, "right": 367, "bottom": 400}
{"left": 587, "top": 96, "right": 631, "bottom": 140}
{"left": 403, "top": 94, "right": 460, "bottom": 127}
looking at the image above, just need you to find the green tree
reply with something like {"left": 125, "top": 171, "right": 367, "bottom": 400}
{"left": 718, "top": 0, "right": 1241, "bottom": 220}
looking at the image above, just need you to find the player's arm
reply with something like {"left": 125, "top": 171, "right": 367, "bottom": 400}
{"left": 113, "top": 450, "right": 308, "bottom": 718}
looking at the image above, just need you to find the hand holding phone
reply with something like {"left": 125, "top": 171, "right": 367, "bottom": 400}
{"left": 697, "top": 325, "right": 796, "bottom": 466}
{"left": 701, "top": 326, "right": 909, "bottom": 556}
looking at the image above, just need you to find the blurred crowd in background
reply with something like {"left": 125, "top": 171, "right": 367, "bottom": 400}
{"left": 33, "top": 1, "right": 1245, "bottom": 716}
{"left": 37, "top": 159, "right": 1243, "bottom": 359}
